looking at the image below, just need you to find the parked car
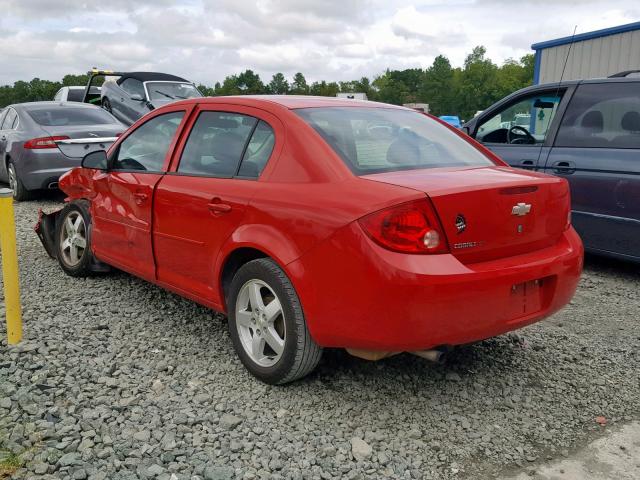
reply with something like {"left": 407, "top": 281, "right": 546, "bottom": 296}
{"left": 36, "top": 96, "right": 583, "bottom": 384}
{"left": 54, "top": 86, "right": 102, "bottom": 104}
{"left": 438, "top": 115, "right": 462, "bottom": 128}
{"left": 463, "top": 74, "right": 640, "bottom": 262}
{"left": 99, "top": 71, "right": 202, "bottom": 126}
{"left": 0, "top": 102, "right": 123, "bottom": 200}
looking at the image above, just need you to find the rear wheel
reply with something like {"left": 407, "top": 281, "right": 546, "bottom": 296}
{"left": 228, "top": 258, "right": 322, "bottom": 384}
{"left": 55, "top": 201, "right": 94, "bottom": 277}
{"left": 7, "top": 161, "right": 31, "bottom": 201}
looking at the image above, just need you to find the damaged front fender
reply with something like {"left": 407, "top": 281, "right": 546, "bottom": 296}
{"left": 34, "top": 207, "right": 62, "bottom": 259}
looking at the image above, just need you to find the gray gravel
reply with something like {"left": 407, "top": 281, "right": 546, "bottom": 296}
{"left": 1, "top": 197, "right": 639, "bottom": 480}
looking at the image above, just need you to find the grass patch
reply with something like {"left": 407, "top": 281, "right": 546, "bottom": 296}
{"left": 0, "top": 449, "right": 23, "bottom": 478}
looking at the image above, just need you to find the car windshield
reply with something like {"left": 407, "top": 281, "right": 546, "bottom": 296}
{"left": 27, "top": 107, "right": 117, "bottom": 126}
{"left": 146, "top": 82, "right": 201, "bottom": 101}
{"left": 296, "top": 107, "right": 493, "bottom": 174}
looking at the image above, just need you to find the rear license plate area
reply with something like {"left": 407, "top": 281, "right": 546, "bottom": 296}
{"left": 508, "top": 279, "right": 544, "bottom": 318}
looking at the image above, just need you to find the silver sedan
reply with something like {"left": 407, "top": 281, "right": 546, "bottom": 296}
{"left": 0, "top": 102, "right": 124, "bottom": 200}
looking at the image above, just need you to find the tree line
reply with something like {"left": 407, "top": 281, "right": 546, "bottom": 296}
{"left": 0, "top": 46, "right": 534, "bottom": 120}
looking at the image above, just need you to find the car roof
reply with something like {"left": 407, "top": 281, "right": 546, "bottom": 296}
{"left": 11, "top": 101, "right": 102, "bottom": 110}
{"left": 169, "top": 95, "right": 408, "bottom": 110}
{"left": 116, "top": 72, "right": 190, "bottom": 84}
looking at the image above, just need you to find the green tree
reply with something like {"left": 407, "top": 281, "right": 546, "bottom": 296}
{"left": 290, "top": 72, "right": 309, "bottom": 94}
{"left": 236, "top": 69, "right": 265, "bottom": 94}
{"left": 310, "top": 81, "right": 340, "bottom": 97}
{"left": 420, "top": 55, "right": 455, "bottom": 115}
{"left": 458, "top": 46, "right": 499, "bottom": 119}
{"left": 267, "top": 73, "right": 289, "bottom": 94}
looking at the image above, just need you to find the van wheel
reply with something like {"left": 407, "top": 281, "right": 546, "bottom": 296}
{"left": 55, "top": 201, "right": 95, "bottom": 277}
{"left": 7, "top": 161, "right": 31, "bottom": 201}
{"left": 227, "top": 258, "right": 322, "bottom": 384}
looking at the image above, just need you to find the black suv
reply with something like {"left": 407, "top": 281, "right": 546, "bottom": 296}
{"left": 464, "top": 73, "right": 640, "bottom": 263}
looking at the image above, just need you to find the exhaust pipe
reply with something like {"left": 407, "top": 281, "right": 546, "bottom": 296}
{"left": 410, "top": 349, "right": 446, "bottom": 363}
{"left": 47, "top": 182, "right": 59, "bottom": 189}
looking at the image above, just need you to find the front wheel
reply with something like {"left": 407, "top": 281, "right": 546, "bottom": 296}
{"left": 228, "top": 258, "right": 322, "bottom": 384}
{"left": 55, "top": 201, "right": 94, "bottom": 277}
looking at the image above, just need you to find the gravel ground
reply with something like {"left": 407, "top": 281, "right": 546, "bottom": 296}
{"left": 1, "top": 197, "right": 639, "bottom": 480}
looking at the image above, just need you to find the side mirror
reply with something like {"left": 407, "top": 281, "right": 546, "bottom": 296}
{"left": 462, "top": 126, "right": 471, "bottom": 136}
{"left": 131, "top": 93, "right": 144, "bottom": 101}
{"left": 81, "top": 150, "right": 108, "bottom": 170}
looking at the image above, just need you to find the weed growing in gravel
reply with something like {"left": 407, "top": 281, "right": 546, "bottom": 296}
{"left": 0, "top": 449, "right": 23, "bottom": 479}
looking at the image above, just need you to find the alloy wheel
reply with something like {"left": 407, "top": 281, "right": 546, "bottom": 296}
{"left": 59, "top": 211, "right": 87, "bottom": 267}
{"left": 235, "top": 279, "right": 286, "bottom": 367}
{"left": 7, "top": 164, "right": 17, "bottom": 194}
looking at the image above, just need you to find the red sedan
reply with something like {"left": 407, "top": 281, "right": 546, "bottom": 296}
{"left": 37, "top": 96, "right": 583, "bottom": 384}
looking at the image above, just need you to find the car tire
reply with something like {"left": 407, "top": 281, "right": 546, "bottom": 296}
{"left": 227, "top": 258, "right": 322, "bottom": 384}
{"left": 7, "top": 161, "right": 32, "bottom": 201}
{"left": 55, "top": 200, "right": 95, "bottom": 277}
{"left": 102, "top": 98, "right": 112, "bottom": 113}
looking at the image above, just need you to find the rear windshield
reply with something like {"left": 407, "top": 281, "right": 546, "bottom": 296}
{"left": 296, "top": 107, "right": 493, "bottom": 174}
{"left": 27, "top": 107, "right": 116, "bottom": 126}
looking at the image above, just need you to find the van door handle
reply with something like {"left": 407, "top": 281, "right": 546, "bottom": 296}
{"left": 551, "top": 161, "right": 576, "bottom": 174}
{"left": 520, "top": 159, "right": 535, "bottom": 169}
{"left": 208, "top": 198, "right": 232, "bottom": 215}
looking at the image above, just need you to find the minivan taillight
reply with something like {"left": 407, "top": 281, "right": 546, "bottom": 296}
{"left": 23, "top": 136, "right": 69, "bottom": 149}
{"left": 358, "top": 198, "right": 449, "bottom": 254}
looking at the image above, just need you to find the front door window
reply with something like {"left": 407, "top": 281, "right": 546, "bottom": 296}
{"left": 477, "top": 93, "right": 563, "bottom": 145}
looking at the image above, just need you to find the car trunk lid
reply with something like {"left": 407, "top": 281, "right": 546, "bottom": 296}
{"left": 40, "top": 125, "right": 122, "bottom": 158}
{"left": 362, "top": 166, "right": 570, "bottom": 263}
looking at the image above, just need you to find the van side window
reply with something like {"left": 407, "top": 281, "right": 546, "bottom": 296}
{"left": 476, "top": 93, "right": 563, "bottom": 145}
{"left": 555, "top": 83, "right": 640, "bottom": 149}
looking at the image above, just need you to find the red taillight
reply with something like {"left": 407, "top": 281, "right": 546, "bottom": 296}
{"left": 358, "top": 198, "right": 449, "bottom": 254}
{"left": 23, "top": 136, "right": 70, "bottom": 149}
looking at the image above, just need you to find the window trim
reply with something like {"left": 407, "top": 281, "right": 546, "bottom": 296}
{"left": 173, "top": 110, "right": 270, "bottom": 180}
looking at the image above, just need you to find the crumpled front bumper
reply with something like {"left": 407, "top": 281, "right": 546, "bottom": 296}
{"left": 34, "top": 208, "right": 62, "bottom": 259}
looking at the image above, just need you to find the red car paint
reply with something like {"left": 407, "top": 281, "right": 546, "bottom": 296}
{"left": 58, "top": 96, "right": 583, "bottom": 351}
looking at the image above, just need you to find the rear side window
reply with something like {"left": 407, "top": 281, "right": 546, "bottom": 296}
{"left": 555, "top": 83, "right": 640, "bottom": 149}
{"left": 27, "top": 107, "right": 116, "bottom": 126}
{"left": 238, "top": 121, "right": 275, "bottom": 178}
{"left": 296, "top": 107, "right": 493, "bottom": 175}
{"left": 2, "top": 109, "right": 18, "bottom": 130}
{"left": 67, "top": 89, "right": 85, "bottom": 102}
{"left": 178, "top": 112, "right": 258, "bottom": 177}
{"left": 113, "top": 111, "right": 184, "bottom": 172}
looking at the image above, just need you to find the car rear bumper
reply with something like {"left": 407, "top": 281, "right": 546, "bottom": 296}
{"left": 289, "top": 223, "right": 583, "bottom": 351}
{"left": 18, "top": 149, "right": 81, "bottom": 190}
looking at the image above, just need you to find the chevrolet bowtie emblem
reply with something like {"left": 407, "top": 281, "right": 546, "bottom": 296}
{"left": 511, "top": 202, "right": 532, "bottom": 216}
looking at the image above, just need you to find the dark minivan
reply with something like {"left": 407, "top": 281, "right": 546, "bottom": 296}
{"left": 464, "top": 75, "right": 640, "bottom": 263}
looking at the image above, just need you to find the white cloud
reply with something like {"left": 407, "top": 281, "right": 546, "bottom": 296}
{"left": 0, "top": 0, "right": 638, "bottom": 86}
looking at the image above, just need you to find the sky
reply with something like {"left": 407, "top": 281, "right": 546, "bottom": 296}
{"left": 0, "top": 0, "right": 638, "bottom": 86}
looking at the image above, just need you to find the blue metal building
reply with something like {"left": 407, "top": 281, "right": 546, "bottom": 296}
{"left": 531, "top": 21, "right": 640, "bottom": 84}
